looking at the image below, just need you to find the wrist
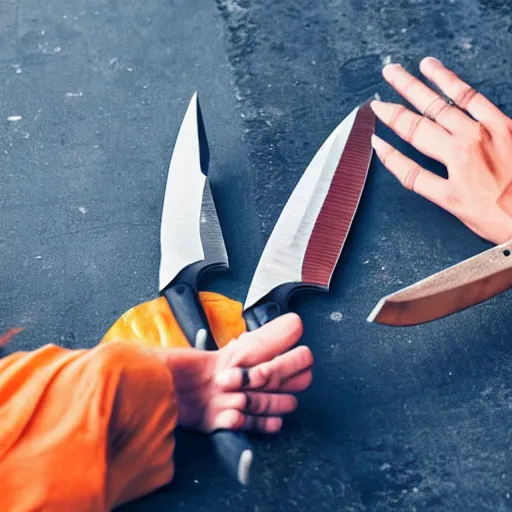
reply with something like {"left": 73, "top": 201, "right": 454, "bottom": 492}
{"left": 489, "top": 208, "right": 512, "bottom": 245}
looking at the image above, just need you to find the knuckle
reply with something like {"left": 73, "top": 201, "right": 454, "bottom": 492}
{"left": 464, "top": 122, "right": 488, "bottom": 147}
{"left": 406, "top": 115, "right": 424, "bottom": 142}
{"left": 388, "top": 105, "right": 407, "bottom": 129}
{"left": 253, "top": 364, "right": 272, "bottom": 388}
{"left": 430, "top": 100, "right": 451, "bottom": 122}
{"left": 245, "top": 393, "right": 258, "bottom": 413}
{"left": 398, "top": 74, "right": 416, "bottom": 96}
{"left": 253, "top": 395, "right": 271, "bottom": 415}
{"left": 453, "top": 86, "right": 477, "bottom": 108}
{"left": 379, "top": 144, "right": 395, "bottom": 167}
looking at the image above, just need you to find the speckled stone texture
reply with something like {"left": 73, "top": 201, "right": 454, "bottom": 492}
{"left": 1, "top": 0, "right": 511, "bottom": 511}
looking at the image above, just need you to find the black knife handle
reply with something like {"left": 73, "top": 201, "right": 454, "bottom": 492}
{"left": 163, "top": 282, "right": 217, "bottom": 350}
{"left": 244, "top": 300, "right": 285, "bottom": 331}
{"left": 209, "top": 290, "right": 293, "bottom": 484}
{"left": 210, "top": 430, "right": 253, "bottom": 485}
{"left": 243, "top": 283, "right": 297, "bottom": 331}
{"left": 162, "top": 267, "right": 254, "bottom": 485}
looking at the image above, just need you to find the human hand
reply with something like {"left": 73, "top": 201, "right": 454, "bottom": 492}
{"left": 156, "top": 313, "right": 313, "bottom": 434}
{"left": 370, "top": 57, "right": 512, "bottom": 244}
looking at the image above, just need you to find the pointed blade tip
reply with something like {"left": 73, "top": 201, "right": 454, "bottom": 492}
{"left": 244, "top": 100, "right": 375, "bottom": 310}
{"left": 366, "top": 297, "right": 386, "bottom": 323}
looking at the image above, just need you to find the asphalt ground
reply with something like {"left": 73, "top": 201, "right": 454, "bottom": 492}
{"left": 1, "top": 0, "right": 511, "bottom": 510}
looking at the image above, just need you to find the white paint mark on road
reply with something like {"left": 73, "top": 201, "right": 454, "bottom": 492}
{"left": 330, "top": 312, "right": 343, "bottom": 322}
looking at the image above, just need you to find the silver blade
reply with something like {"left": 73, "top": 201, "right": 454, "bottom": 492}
{"left": 367, "top": 239, "right": 512, "bottom": 326}
{"left": 159, "top": 93, "right": 228, "bottom": 291}
{"left": 244, "top": 103, "right": 367, "bottom": 310}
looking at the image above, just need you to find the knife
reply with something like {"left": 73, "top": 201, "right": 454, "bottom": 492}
{"left": 243, "top": 101, "right": 375, "bottom": 327}
{"left": 211, "top": 101, "right": 375, "bottom": 479}
{"left": 367, "top": 240, "right": 512, "bottom": 326}
{"left": 157, "top": 92, "right": 254, "bottom": 485}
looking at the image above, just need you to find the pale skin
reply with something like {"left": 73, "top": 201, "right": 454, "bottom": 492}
{"left": 370, "top": 57, "right": 512, "bottom": 245}
{"left": 156, "top": 313, "right": 313, "bottom": 434}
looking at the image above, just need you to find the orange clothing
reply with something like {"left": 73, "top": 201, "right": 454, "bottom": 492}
{"left": 0, "top": 292, "right": 246, "bottom": 512}
{"left": 101, "top": 293, "right": 246, "bottom": 350}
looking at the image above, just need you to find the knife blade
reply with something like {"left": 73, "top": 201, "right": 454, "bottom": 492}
{"left": 159, "top": 92, "right": 228, "bottom": 350}
{"left": 242, "top": 101, "right": 375, "bottom": 329}
{"left": 367, "top": 239, "right": 512, "bottom": 326}
{"left": 210, "top": 101, "right": 374, "bottom": 485}
{"left": 159, "top": 93, "right": 254, "bottom": 485}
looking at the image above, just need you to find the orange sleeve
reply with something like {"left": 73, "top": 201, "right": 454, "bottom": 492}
{"left": 101, "top": 291, "right": 247, "bottom": 349}
{"left": 0, "top": 292, "right": 246, "bottom": 511}
{"left": 0, "top": 341, "right": 178, "bottom": 512}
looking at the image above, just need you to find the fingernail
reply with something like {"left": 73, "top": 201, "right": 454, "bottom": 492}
{"left": 383, "top": 62, "right": 401, "bottom": 69}
{"left": 382, "top": 62, "right": 401, "bottom": 77}
{"left": 421, "top": 56, "right": 442, "bottom": 71}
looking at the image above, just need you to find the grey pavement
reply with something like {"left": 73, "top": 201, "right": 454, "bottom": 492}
{"left": 1, "top": 0, "right": 511, "bottom": 510}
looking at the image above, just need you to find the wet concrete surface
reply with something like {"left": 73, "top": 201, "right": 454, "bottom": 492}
{"left": 1, "top": 0, "right": 511, "bottom": 510}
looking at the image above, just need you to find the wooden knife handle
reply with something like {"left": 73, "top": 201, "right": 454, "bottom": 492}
{"left": 162, "top": 281, "right": 255, "bottom": 486}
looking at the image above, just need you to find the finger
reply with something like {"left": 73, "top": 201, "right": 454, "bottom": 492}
{"left": 229, "top": 313, "right": 304, "bottom": 368}
{"left": 211, "top": 392, "right": 298, "bottom": 416}
{"left": 381, "top": 63, "right": 473, "bottom": 134}
{"left": 216, "top": 345, "right": 313, "bottom": 391}
{"left": 280, "top": 369, "right": 313, "bottom": 392}
{"left": 211, "top": 410, "right": 283, "bottom": 433}
{"left": 372, "top": 134, "right": 450, "bottom": 207}
{"left": 370, "top": 100, "right": 452, "bottom": 164}
{"left": 249, "top": 346, "right": 313, "bottom": 390}
{"left": 242, "top": 416, "right": 283, "bottom": 434}
{"left": 420, "top": 57, "right": 510, "bottom": 127}
{"left": 210, "top": 409, "right": 246, "bottom": 431}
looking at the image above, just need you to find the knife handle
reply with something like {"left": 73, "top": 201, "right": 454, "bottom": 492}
{"left": 243, "top": 284, "right": 294, "bottom": 331}
{"left": 209, "top": 430, "right": 253, "bottom": 485}
{"left": 162, "top": 277, "right": 255, "bottom": 485}
{"left": 163, "top": 282, "right": 217, "bottom": 350}
{"left": 215, "top": 288, "right": 293, "bottom": 483}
